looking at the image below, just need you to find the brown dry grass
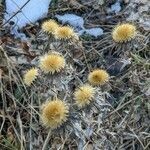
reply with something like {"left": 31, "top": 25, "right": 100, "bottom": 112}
{"left": 0, "top": 0, "right": 150, "bottom": 150}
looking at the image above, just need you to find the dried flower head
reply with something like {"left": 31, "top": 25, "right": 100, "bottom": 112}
{"left": 88, "top": 69, "right": 109, "bottom": 86}
{"left": 41, "top": 99, "right": 69, "bottom": 129}
{"left": 39, "top": 53, "right": 65, "bottom": 74}
{"left": 54, "top": 26, "right": 76, "bottom": 40}
{"left": 74, "top": 84, "right": 95, "bottom": 108}
{"left": 112, "top": 23, "right": 136, "bottom": 43}
{"left": 23, "top": 68, "right": 38, "bottom": 86}
{"left": 42, "top": 19, "right": 59, "bottom": 34}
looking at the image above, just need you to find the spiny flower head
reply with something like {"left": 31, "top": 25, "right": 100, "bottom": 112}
{"left": 74, "top": 84, "right": 95, "bottom": 108}
{"left": 112, "top": 23, "right": 136, "bottom": 43}
{"left": 88, "top": 69, "right": 109, "bottom": 86}
{"left": 42, "top": 19, "right": 59, "bottom": 34}
{"left": 41, "top": 99, "right": 69, "bottom": 129}
{"left": 23, "top": 68, "right": 38, "bottom": 86}
{"left": 39, "top": 52, "right": 65, "bottom": 74}
{"left": 54, "top": 26, "right": 76, "bottom": 40}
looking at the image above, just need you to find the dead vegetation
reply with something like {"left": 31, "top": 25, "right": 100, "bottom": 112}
{"left": 0, "top": 0, "right": 150, "bottom": 150}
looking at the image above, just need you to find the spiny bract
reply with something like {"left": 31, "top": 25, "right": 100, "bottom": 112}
{"left": 23, "top": 68, "right": 38, "bottom": 86}
{"left": 39, "top": 53, "right": 65, "bottom": 74}
{"left": 42, "top": 19, "right": 59, "bottom": 34}
{"left": 74, "top": 84, "right": 95, "bottom": 108}
{"left": 54, "top": 26, "right": 76, "bottom": 40}
{"left": 112, "top": 23, "right": 136, "bottom": 43}
{"left": 41, "top": 99, "right": 69, "bottom": 129}
{"left": 88, "top": 69, "right": 109, "bottom": 86}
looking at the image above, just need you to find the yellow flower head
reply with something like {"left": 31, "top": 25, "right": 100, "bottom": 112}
{"left": 54, "top": 26, "right": 76, "bottom": 40}
{"left": 23, "top": 68, "right": 38, "bottom": 86}
{"left": 88, "top": 69, "right": 109, "bottom": 86}
{"left": 112, "top": 23, "right": 136, "bottom": 43}
{"left": 74, "top": 84, "right": 95, "bottom": 108}
{"left": 39, "top": 52, "right": 65, "bottom": 74}
{"left": 42, "top": 19, "right": 59, "bottom": 34}
{"left": 41, "top": 99, "right": 69, "bottom": 129}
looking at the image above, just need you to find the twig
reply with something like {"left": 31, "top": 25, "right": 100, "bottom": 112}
{"left": 2, "top": 0, "right": 31, "bottom": 27}
{"left": 42, "top": 129, "right": 51, "bottom": 150}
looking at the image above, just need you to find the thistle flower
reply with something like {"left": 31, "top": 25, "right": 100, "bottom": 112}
{"left": 42, "top": 19, "right": 59, "bottom": 34}
{"left": 74, "top": 84, "right": 95, "bottom": 108}
{"left": 23, "top": 68, "right": 38, "bottom": 86}
{"left": 54, "top": 26, "right": 76, "bottom": 40}
{"left": 41, "top": 99, "right": 69, "bottom": 129}
{"left": 112, "top": 23, "right": 136, "bottom": 43}
{"left": 88, "top": 69, "right": 109, "bottom": 86}
{"left": 39, "top": 52, "right": 65, "bottom": 74}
